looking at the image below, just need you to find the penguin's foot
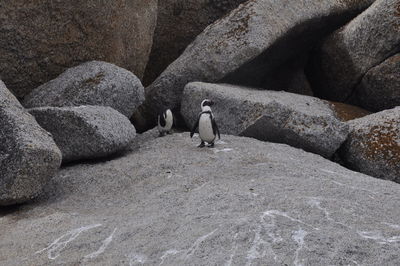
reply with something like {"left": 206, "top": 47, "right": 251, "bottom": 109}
{"left": 158, "top": 132, "right": 165, "bottom": 137}
{"left": 167, "top": 131, "right": 172, "bottom": 135}
{"left": 208, "top": 142, "right": 215, "bottom": 148}
{"left": 198, "top": 141, "right": 205, "bottom": 148}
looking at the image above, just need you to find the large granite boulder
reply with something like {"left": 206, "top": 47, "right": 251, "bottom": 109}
{"left": 24, "top": 61, "right": 145, "bottom": 118}
{"left": 29, "top": 106, "right": 136, "bottom": 163}
{"left": 355, "top": 54, "right": 400, "bottom": 112}
{"left": 340, "top": 107, "right": 400, "bottom": 183}
{"left": 0, "top": 81, "right": 61, "bottom": 206}
{"left": 143, "top": 0, "right": 247, "bottom": 86}
{"left": 133, "top": 0, "right": 374, "bottom": 131}
{"left": 308, "top": 0, "right": 400, "bottom": 106}
{"left": 181, "top": 82, "right": 349, "bottom": 158}
{"left": 1, "top": 131, "right": 399, "bottom": 265}
{"left": 0, "top": 0, "right": 158, "bottom": 98}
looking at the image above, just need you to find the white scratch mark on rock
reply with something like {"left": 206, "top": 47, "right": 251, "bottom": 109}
{"left": 159, "top": 249, "right": 183, "bottom": 265}
{"left": 185, "top": 229, "right": 218, "bottom": 259}
{"left": 307, "top": 198, "right": 333, "bottom": 222}
{"left": 225, "top": 233, "right": 239, "bottom": 266}
{"left": 129, "top": 253, "right": 147, "bottom": 265}
{"left": 330, "top": 180, "right": 377, "bottom": 195}
{"left": 84, "top": 227, "right": 117, "bottom": 260}
{"left": 191, "top": 183, "right": 207, "bottom": 192}
{"left": 35, "top": 223, "right": 102, "bottom": 260}
{"left": 357, "top": 231, "right": 400, "bottom": 244}
{"left": 246, "top": 212, "right": 281, "bottom": 266}
{"left": 213, "top": 148, "right": 233, "bottom": 153}
{"left": 292, "top": 228, "right": 308, "bottom": 266}
{"left": 382, "top": 222, "right": 400, "bottom": 230}
{"left": 264, "top": 210, "right": 316, "bottom": 230}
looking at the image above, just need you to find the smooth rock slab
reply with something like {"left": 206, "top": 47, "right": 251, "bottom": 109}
{"left": 29, "top": 106, "right": 136, "bottom": 163}
{"left": 0, "top": 131, "right": 399, "bottom": 265}
{"left": 340, "top": 107, "right": 400, "bottom": 183}
{"left": 309, "top": 0, "right": 400, "bottom": 104}
{"left": 0, "top": 81, "right": 61, "bottom": 206}
{"left": 0, "top": 0, "right": 157, "bottom": 97}
{"left": 355, "top": 54, "right": 400, "bottom": 111}
{"left": 133, "top": 0, "right": 374, "bottom": 131}
{"left": 181, "top": 82, "right": 349, "bottom": 158}
{"left": 24, "top": 61, "right": 145, "bottom": 118}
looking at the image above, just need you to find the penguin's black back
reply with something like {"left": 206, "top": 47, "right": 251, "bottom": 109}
{"left": 158, "top": 110, "right": 166, "bottom": 127}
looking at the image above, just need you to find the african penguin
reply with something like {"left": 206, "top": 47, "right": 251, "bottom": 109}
{"left": 190, "top": 99, "right": 220, "bottom": 147}
{"left": 158, "top": 109, "right": 174, "bottom": 137}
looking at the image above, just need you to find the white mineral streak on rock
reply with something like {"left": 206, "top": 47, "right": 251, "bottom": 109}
{"left": 292, "top": 228, "right": 308, "bottom": 266}
{"left": 35, "top": 224, "right": 102, "bottom": 260}
{"left": 307, "top": 197, "right": 333, "bottom": 222}
{"left": 159, "top": 249, "right": 183, "bottom": 265}
{"left": 84, "top": 227, "right": 117, "bottom": 260}
{"left": 129, "top": 253, "right": 147, "bottom": 265}
{"left": 357, "top": 231, "right": 400, "bottom": 244}
{"left": 225, "top": 233, "right": 239, "bottom": 266}
{"left": 185, "top": 229, "right": 218, "bottom": 259}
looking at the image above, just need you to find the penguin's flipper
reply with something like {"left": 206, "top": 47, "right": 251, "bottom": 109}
{"left": 159, "top": 112, "right": 166, "bottom": 127}
{"left": 190, "top": 114, "right": 201, "bottom": 138}
{"left": 212, "top": 117, "right": 221, "bottom": 140}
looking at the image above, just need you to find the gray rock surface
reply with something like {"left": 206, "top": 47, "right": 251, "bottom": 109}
{"left": 29, "top": 106, "right": 136, "bottom": 163}
{"left": 1, "top": 131, "right": 399, "bottom": 265}
{"left": 340, "top": 107, "right": 400, "bottom": 183}
{"left": 181, "top": 82, "right": 348, "bottom": 158}
{"left": 143, "top": 0, "right": 247, "bottom": 86}
{"left": 24, "top": 61, "right": 145, "bottom": 118}
{"left": 309, "top": 0, "right": 400, "bottom": 104}
{"left": 355, "top": 54, "right": 400, "bottom": 111}
{"left": 0, "top": 80, "right": 61, "bottom": 206}
{"left": 0, "top": 0, "right": 158, "bottom": 98}
{"left": 133, "top": 0, "right": 374, "bottom": 131}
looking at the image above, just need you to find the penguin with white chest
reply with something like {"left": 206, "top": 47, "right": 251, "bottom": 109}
{"left": 158, "top": 109, "right": 174, "bottom": 137}
{"left": 190, "top": 99, "right": 220, "bottom": 147}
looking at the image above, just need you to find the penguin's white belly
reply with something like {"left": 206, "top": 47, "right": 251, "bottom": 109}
{"left": 199, "top": 114, "right": 215, "bottom": 143}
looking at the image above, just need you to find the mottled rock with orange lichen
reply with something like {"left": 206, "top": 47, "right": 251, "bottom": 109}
{"left": 340, "top": 107, "right": 400, "bottom": 182}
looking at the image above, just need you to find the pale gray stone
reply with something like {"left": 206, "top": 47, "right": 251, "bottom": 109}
{"left": 133, "top": 0, "right": 374, "bottom": 131}
{"left": 309, "top": 0, "right": 400, "bottom": 104}
{"left": 24, "top": 61, "right": 145, "bottom": 118}
{"left": 181, "top": 82, "right": 348, "bottom": 158}
{"left": 355, "top": 54, "right": 400, "bottom": 111}
{"left": 0, "top": 80, "right": 61, "bottom": 206}
{"left": 1, "top": 131, "right": 399, "bottom": 265}
{"left": 29, "top": 106, "right": 136, "bottom": 163}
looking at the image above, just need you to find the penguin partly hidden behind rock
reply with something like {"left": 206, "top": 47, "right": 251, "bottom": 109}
{"left": 157, "top": 109, "right": 174, "bottom": 137}
{"left": 190, "top": 99, "right": 220, "bottom": 148}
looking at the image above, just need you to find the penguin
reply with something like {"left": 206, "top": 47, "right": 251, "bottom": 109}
{"left": 158, "top": 109, "right": 174, "bottom": 137}
{"left": 190, "top": 99, "right": 220, "bottom": 147}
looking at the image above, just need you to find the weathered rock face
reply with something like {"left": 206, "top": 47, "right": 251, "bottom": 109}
{"left": 1, "top": 131, "right": 399, "bottom": 265}
{"left": 0, "top": 81, "right": 61, "bottom": 206}
{"left": 24, "top": 61, "right": 145, "bottom": 118}
{"left": 308, "top": 0, "right": 400, "bottom": 105}
{"left": 181, "top": 82, "right": 348, "bottom": 158}
{"left": 0, "top": 0, "right": 157, "bottom": 98}
{"left": 143, "top": 0, "right": 247, "bottom": 86}
{"left": 355, "top": 54, "right": 400, "bottom": 112}
{"left": 29, "top": 106, "right": 136, "bottom": 163}
{"left": 133, "top": 0, "right": 374, "bottom": 131}
{"left": 340, "top": 107, "right": 400, "bottom": 183}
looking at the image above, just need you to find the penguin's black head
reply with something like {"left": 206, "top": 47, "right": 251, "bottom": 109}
{"left": 201, "top": 99, "right": 214, "bottom": 108}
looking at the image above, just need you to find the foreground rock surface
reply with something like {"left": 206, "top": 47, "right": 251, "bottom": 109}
{"left": 134, "top": 0, "right": 374, "bottom": 130}
{"left": 0, "top": 0, "right": 157, "bottom": 97}
{"left": 355, "top": 54, "right": 400, "bottom": 111}
{"left": 1, "top": 131, "right": 399, "bottom": 265}
{"left": 0, "top": 81, "right": 61, "bottom": 206}
{"left": 182, "top": 82, "right": 348, "bottom": 158}
{"left": 340, "top": 107, "right": 400, "bottom": 183}
{"left": 143, "top": 0, "right": 247, "bottom": 85}
{"left": 24, "top": 61, "right": 145, "bottom": 118}
{"left": 29, "top": 106, "right": 136, "bottom": 163}
{"left": 309, "top": 0, "right": 400, "bottom": 106}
